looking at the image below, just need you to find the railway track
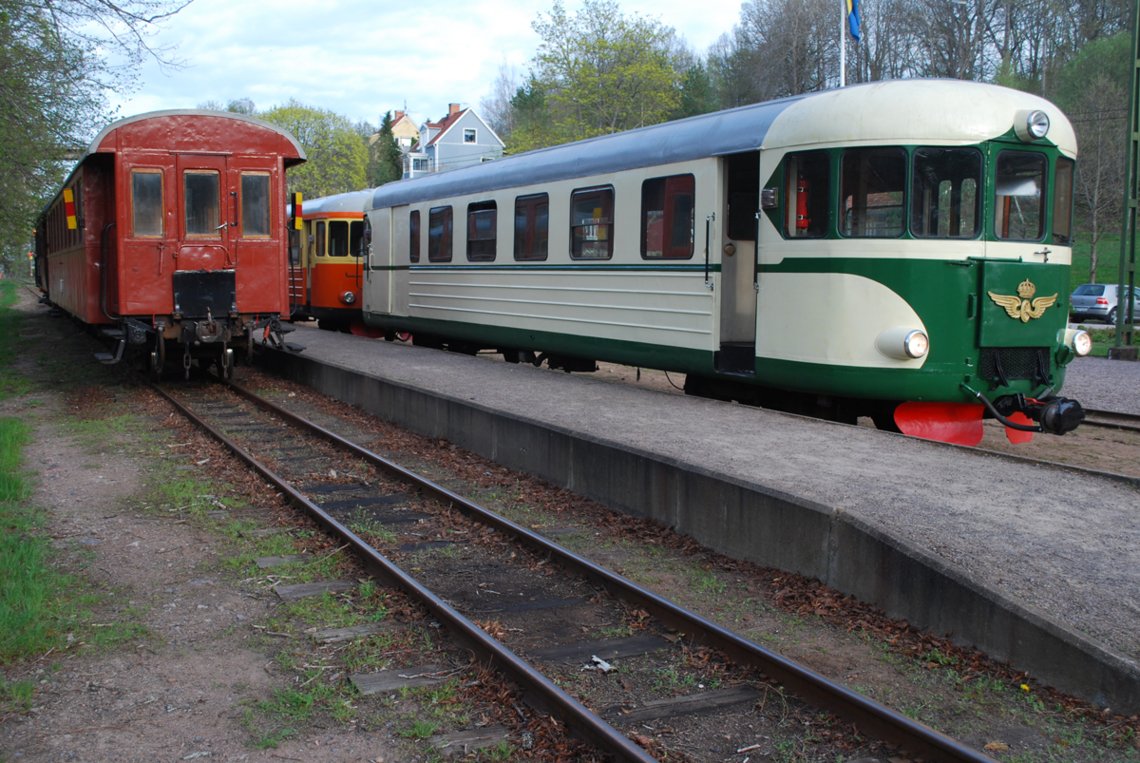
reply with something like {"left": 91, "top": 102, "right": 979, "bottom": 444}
{"left": 152, "top": 377, "right": 994, "bottom": 762}
{"left": 1082, "top": 407, "right": 1140, "bottom": 434}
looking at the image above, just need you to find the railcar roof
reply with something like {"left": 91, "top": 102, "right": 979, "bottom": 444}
{"left": 82, "top": 109, "right": 307, "bottom": 162}
{"left": 370, "top": 93, "right": 806, "bottom": 208}
{"left": 303, "top": 189, "right": 372, "bottom": 215}
{"left": 369, "top": 79, "right": 1076, "bottom": 211}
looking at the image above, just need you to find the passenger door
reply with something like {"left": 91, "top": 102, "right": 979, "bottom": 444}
{"left": 717, "top": 151, "right": 759, "bottom": 372}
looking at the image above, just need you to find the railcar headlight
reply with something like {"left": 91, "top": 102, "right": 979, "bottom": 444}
{"left": 340, "top": 291, "right": 356, "bottom": 305}
{"left": 1065, "top": 328, "right": 1092, "bottom": 357}
{"left": 875, "top": 327, "right": 929, "bottom": 360}
{"left": 1015, "top": 109, "right": 1050, "bottom": 142}
{"left": 903, "top": 330, "right": 929, "bottom": 359}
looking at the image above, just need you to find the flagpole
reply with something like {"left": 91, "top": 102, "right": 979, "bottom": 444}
{"left": 839, "top": 0, "right": 846, "bottom": 87}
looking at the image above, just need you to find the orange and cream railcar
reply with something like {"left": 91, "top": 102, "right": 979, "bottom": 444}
{"left": 34, "top": 110, "right": 306, "bottom": 378}
{"left": 288, "top": 190, "right": 370, "bottom": 332}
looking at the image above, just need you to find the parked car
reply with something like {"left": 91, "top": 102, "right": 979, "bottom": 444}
{"left": 1069, "top": 283, "right": 1140, "bottom": 324}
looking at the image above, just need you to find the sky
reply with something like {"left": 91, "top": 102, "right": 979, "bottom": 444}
{"left": 107, "top": 0, "right": 745, "bottom": 129}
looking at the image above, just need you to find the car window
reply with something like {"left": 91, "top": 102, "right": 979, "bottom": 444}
{"left": 1072, "top": 284, "right": 1105, "bottom": 296}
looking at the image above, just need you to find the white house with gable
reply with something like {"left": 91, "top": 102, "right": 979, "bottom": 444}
{"left": 403, "top": 103, "right": 504, "bottom": 179}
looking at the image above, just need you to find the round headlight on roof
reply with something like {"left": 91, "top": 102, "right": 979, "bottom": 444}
{"left": 1015, "top": 109, "right": 1050, "bottom": 142}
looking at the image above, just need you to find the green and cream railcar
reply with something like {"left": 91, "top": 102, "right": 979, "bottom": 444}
{"left": 361, "top": 80, "right": 1088, "bottom": 444}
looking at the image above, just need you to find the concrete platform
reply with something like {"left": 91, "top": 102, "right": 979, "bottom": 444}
{"left": 260, "top": 325, "right": 1140, "bottom": 712}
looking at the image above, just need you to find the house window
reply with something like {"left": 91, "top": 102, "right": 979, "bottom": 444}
{"left": 240, "top": 173, "right": 270, "bottom": 238}
{"left": 412, "top": 157, "right": 429, "bottom": 173}
{"left": 463, "top": 128, "right": 477, "bottom": 144}
{"left": 409, "top": 210, "right": 420, "bottom": 263}
{"left": 428, "top": 206, "right": 453, "bottom": 262}
{"left": 467, "top": 201, "right": 497, "bottom": 261}
{"left": 514, "top": 194, "right": 549, "bottom": 261}
{"left": 641, "top": 174, "right": 694, "bottom": 259}
{"left": 131, "top": 169, "right": 163, "bottom": 237}
{"left": 184, "top": 170, "right": 221, "bottom": 237}
{"left": 570, "top": 186, "right": 614, "bottom": 260}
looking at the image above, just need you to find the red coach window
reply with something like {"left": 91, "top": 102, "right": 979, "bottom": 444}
{"left": 240, "top": 173, "right": 270, "bottom": 238}
{"left": 131, "top": 170, "right": 163, "bottom": 237}
{"left": 184, "top": 170, "right": 221, "bottom": 237}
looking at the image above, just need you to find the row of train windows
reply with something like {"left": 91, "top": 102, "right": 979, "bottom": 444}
{"left": 786, "top": 147, "right": 1074, "bottom": 243}
{"left": 309, "top": 220, "right": 363, "bottom": 258}
{"left": 408, "top": 175, "right": 696, "bottom": 263}
{"left": 130, "top": 170, "right": 272, "bottom": 238}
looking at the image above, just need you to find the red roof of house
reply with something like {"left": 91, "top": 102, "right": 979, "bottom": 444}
{"left": 425, "top": 104, "right": 467, "bottom": 147}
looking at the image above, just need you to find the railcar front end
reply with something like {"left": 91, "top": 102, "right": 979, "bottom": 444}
{"left": 34, "top": 110, "right": 306, "bottom": 378}
{"left": 288, "top": 190, "right": 371, "bottom": 333}
{"left": 748, "top": 81, "right": 1088, "bottom": 444}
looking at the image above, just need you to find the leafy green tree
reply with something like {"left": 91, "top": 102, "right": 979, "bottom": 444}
{"left": 0, "top": 0, "right": 184, "bottom": 274}
{"left": 524, "top": 0, "right": 683, "bottom": 146}
{"left": 259, "top": 101, "right": 368, "bottom": 199}
{"left": 369, "top": 112, "right": 404, "bottom": 186}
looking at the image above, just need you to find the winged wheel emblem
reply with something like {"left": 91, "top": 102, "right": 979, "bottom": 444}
{"left": 987, "top": 279, "right": 1057, "bottom": 322}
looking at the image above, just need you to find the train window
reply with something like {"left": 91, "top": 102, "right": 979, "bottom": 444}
{"left": 240, "top": 174, "right": 270, "bottom": 238}
{"left": 1053, "top": 157, "right": 1074, "bottom": 245}
{"left": 570, "top": 187, "right": 614, "bottom": 260}
{"left": 995, "top": 151, "right": 1046, "bottom": 241}
{"left": 783, "top": 153, "right": 828, "bottom": 239}
{"left": 467, "top": 201, "right": 497, "bottom": 262}
{"left": 428, "top": 206, "right": 453, "bottom": 262}
{"left": 514, "top": 194, "right": 549, "bottom": 261}
{"left": 328, "top": 220, "right": 352, "bottom": 257}
{"left": 184, "top": 170, "right": 221, "bottom": 237}
{"left": 316, "top": 221, "right": 326, "bottom": 257}
{"left": 131, "top": 170, "right": 163, "bottom": 237}
{"left": 841, "top": 148, "right": 905, "bottom": 238}
{"left": 409, "top": 210, "right": 421, "bottom": 263}
{"left": 641, "top": 175, "right": 694, "bottom": 258}
{"left": 910, "top": 148, "right": 980, "bottom": 239}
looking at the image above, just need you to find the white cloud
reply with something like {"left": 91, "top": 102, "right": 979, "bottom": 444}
{"left": 108, "top": 0, "right": 744, "bottom": 128}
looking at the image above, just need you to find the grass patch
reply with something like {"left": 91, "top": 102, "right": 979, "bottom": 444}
{"left": 0, "top": 281, "right": 33, "bottom": 399}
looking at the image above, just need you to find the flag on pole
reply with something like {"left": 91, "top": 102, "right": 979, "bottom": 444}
{"left": 846, "top": 0, "right": 862, "bottom": 41}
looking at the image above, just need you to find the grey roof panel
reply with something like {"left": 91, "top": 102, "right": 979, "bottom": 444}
{"left": 369, "top": 94, "right": 805, "bottom": 209}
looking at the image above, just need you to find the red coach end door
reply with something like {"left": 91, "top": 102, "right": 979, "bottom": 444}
{"left": 176, "top": 154, "right": 231, "bottom": 273}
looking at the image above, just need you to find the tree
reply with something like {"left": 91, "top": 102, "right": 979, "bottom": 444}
{"left": 259, "top": 101, "right": 368, "bottom": 199}
{"left": 0, "top": 0, "right": 187, "bottom": 273}
{"left": 1053, "top": 32, "right": 1131, "bottom": 282}
{"left": 523, "top": 0, "right": 683, "bottom": 146}
{"left": 368, "top": 112, "right": 403, "bottom": 187}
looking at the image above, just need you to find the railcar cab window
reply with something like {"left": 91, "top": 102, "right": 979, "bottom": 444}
{"left": 995, "top": 151, "right": 1046, "bottom": 240}
{"left": 910, "top": 148, "right": 981, "bottom": 238}
{"left": 467, "top": 201, "right": 497, "bottom": 261}
{"left": 409, "top": 210, "right": 421, "bottom": 263}
{"left": 428, "top": 205, "right": 454, "bottom": 262}
{"left": 641, "top": 174, "right": 695, "bottom": 258}
{"left": 842, "top": 149, "right": 905, "bottom": 237}
{"left": 1053, "top": 157, "right": 1075, "bottom": 244}
{"left": 131, "top": 169, "right": 163, "bottom": 237}
{"left": 570, "top": 186, "right": 614, "bottom": 260}
{"left": 326, "top": 220, "right": 360, "bottom": 257}
{"left": 240, "top": 173, "right": 270, "bottom": 237}
{"left": 514, "top": 193, "right": 549, "bottom": 261}
{"left": 315, "top": 222, "right": 326, "bottom": 258}
{"left": 783, "top": 153, "right": 828, "bottom": 238}
{"left": 184, "top": 170, "right": 221, "bottom": 236}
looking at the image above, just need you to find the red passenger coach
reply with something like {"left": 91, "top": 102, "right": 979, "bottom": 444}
{"left": 34, "top": 110, "right": 306, "bottom": 378}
